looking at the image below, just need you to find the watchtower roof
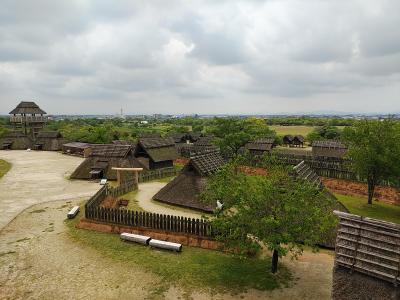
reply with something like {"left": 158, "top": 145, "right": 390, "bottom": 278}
{"left": 9, "top": 101, "right": 47, "bottom": 115}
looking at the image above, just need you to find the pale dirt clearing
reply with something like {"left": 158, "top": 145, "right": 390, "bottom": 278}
{"left": 0, "top": 199, "right": 159, "bottom": 300}
{"left": 0, "top": 199, "right": 334, "bottom": 300}
{"left": 0, "top": 150, "right": 100, "bottom": 229}
{"left": 136, "top": 181, "right": 203, "bottom": 219}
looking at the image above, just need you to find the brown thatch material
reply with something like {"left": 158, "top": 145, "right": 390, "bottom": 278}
{"left": 245, "top": 138, "right": 275, "bottom": 155}
{"left": 283, "top": 135, "right": 294, "bottom": 145}
{"left": 293, "top": 160, "right": 323, "bottom": 188}
{"left": 62, "top": 142, "right": 92, "bottom": 157}
{"left": 34, "top": 131, "right": 65, "bottom": 151}
{"left": 134, "top": 137, "right": 178, "bottom": 169}
{"left": 70, "top": 145, "right": 146, "bottom": 180}
{"left": 112, "top": 140, "right": 135, "bottom": 146}
{"left": 152, "top": 151, "right": 225, "bottom": 212}
{"left": 9, "top": 101, "right": 46, "bottom": 115}
{"left": 0, "top": 131, "right": 32, "bottom": 150}
{"left": 312, "top": 140, "right": 347, "bottom": 158}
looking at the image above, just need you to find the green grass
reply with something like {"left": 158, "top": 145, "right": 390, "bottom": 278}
{"left": 336, "top": 194, "right": 400, "bottom": 224}
{"left": 66, "top": 212, "right": 291, "bottom": 295}
{"left": 0, "top": 159, "right": 11, "bottom": 179}
{"left": 270, "top": 125, "right": 315, "bottom": 136}
{"left": 120, "top": 190, "right": 143, "bottom": 211}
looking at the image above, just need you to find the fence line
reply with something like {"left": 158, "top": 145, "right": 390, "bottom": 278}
{"left": 85, "top": 205, "right": 213, "bottom": 237}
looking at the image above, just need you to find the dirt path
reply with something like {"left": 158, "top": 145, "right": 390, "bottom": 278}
{"left": 0, "top": 199, "right": 334, "bottom": 300}
{"left": 136, "top": 181, "right": 203, "bottom": 219}
{"left": 0, "top": 199, "right": 158, "bottom": 300}
{"left": 0, "top": 150, "right": 100, "bottom": 229}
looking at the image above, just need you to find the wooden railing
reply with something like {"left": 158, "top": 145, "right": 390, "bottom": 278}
{"left": 10, "top": 116, "right": 47, "bottom": 123}
{"left": 334, "top": 211, "right": 400, "bottom": 284}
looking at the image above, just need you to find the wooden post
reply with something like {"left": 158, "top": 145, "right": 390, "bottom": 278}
{"left": 117, "top": 170, "right": 121, "bottom": 186}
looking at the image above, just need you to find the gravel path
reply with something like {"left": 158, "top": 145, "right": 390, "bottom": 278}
{"left": 136, "top": 181, "right": 203, "bottom": 219}
{"left": 0, "top": 150, "right": 100, "bottom": 229}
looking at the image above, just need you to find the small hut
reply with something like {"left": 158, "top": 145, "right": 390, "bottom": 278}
{"left": 153, "top": 151, "right": 225, "bottom": 212}
{"left": 134, "top": 137, "right": 178, "bottom": 170}
{"left": 292, "top": 135, "right": 305, "bottom": 147}
{"left": 283, "top": 135, "right": 294, "bottom": 147}
{"left": 1, "top": 131, "right": 32, "bottom": 150}
{"left": 312, "top": 140, "right": 347, "bottom": 158}
{"left": 34, "top": 131, "right": 65, "bottom": 151}
{"left": 245, "top": 138, "right": 275, "bottom": 156}
{"left": 112, "top": 140, "right": 135, "bottom": 146}
{"left": 70, "top": 144, "right": 145, "bottom": 180}
{"left": 62, "top": 142, "right": 92, "bottom": 157}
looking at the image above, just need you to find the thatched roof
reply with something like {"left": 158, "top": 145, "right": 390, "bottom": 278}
{"left": 112, "top": 140, "right": 135, "bottom": 146}
{"left": 138, "top": 133, "right": 161, "bottom": 138}
{"left": 63, "top": 142, "right": 91, "bottom": 149}
{"left": 136, "top": 137, "right": 178, "bottom": 162}
{"left": 193, "top": 136, "right": 214, "bottom": 147}
{"left": 36, "top": 131, "right": 62, "bottom": 139}
{"left": 9, "top": 101, "right": 46, "bottom": 115}
{"left": 312, "top": 140, "right": 346, "bottom": 149}
{"left": 283, "top": 135, "right": 294, "bottom": 142}
{"left": 153, "top": 171, "right": 214, "bottom": 212}
{"left": 152, "top": 151, "right": 224, "bottom": 212}
{"left": 334, "top": 211, "right": 400, "bottom": 285}
{"left": 293, "top": 161, "right": 323, "bottom": 188}
{"left": 293, "top": 135, "right": 305, "bottom": 143}
{"left": 245, "top": 138, "right": 275, "bottom": 152}
{"left": 3, "top": 131, "right": 27, "bottom": 138}
{"left": 189, "top": 151, "right": 225, "bottom": 176}
{"left": 91, "top": 144, "right": 132, "bottom": 158}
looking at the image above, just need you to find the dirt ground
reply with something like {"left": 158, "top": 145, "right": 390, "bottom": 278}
{"left": 321, "top": 177, "right": 400, "bottom": 205}
{"left": 0, "top": 199, "right": 334, "bottom": 300}
{"left": 0, "top": 150, "right": 100, "bottom": 229}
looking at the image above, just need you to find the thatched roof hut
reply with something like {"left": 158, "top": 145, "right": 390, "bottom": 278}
{"left": 153, "top": 151, "right": 225, "bottom": 212}
{"left": 1, "top": 131, "right": 32, "bottom": 150}
{"left": 34, "top": 131, "right": 65, "bottom": 151}
{"left": 245, "top": 138, "right": 275, "bottom": 156}
{"left": 292, "top": 135, "right": 305, "bottom": 147}
{"left": 283, "top": 135, "right": 294, "bottom": 146}
{"left": 169, "top": 132, "right": 203, "bottom": 144}
{"left": 134, "top": 137, "right": 178, "bottom": 170}
{"left": 312, "top": 140, "right": 347, "bottom": 158}
{"left": 112, "top": 140, "right": 135, "bottom": 146}
{"left": 70, "top": 144, "right": 145, "bottom": 180}
{"left": 62, "top": 142, "right": 92, "bottom": 157}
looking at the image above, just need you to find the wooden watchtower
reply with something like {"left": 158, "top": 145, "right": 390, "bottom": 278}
{"left": 9, "top": 101, "right": 47, "bottom": 138}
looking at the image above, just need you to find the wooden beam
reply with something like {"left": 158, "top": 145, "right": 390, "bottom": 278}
{"left": 112, "top": 167, "right": 143, "bottom": 171}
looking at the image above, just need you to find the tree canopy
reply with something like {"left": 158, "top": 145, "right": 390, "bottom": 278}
{"left": 201, "top": 161, "right": 337, "bottom": 273}
{"left": 342, "top": 119, "right": 400, "bottom": 204}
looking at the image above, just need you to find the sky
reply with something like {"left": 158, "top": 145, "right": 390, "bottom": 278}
{"left": 1, "top": 0, "right": 399, "bottom": 115}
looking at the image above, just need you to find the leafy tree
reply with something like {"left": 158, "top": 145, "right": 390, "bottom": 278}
{"left": 202, "top": 161, "right": 337, "bottom": 273}
{"left": 342, "top": 119, "right": 400, "bottom": 204}
{"left": 207, "top": 117, "right": 275, "bottom": 158}
{"left": 306, "top": 125, "right": 341, "bottom": 142}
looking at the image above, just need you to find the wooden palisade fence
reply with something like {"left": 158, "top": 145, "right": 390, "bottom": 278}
{"left": 334, "top": 211, "right": 400, "bottom": 285}
{"left": 85, "top": 169, "right": 213, "bottom": 238}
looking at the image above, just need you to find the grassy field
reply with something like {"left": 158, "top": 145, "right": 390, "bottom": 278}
{"left": 0, "top": 159, "right": 11, "bottom": 179}
{"left": 269, "top": 125, "right": 315, "bottom": 136}
{"left": 336, "top": 194, "right": 400, "bottom": 224}
{"left": 66, "top": 213, "right": 291, "bottom": 295}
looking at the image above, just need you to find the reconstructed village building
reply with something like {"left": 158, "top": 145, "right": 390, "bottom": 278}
{"left": 134, "top": 137, "right": 178, "bottom": 170}
{"left": 9, "top": 101, "right": 47, "bottom": 138}
{"left": 312, "top": 140, "right": 347, "bottom": 158}
{"left": 70, "top": 144, "right": 145, "bottom": 180}
{"left": 153, "top": 150, "right": 225, "bottom": 212}
{"left": 244, "top": 138, "right": 275, "bottom": 156}
{"left": 34, "top": 131, "right": 65, "bottom": 151}
{"left": 1, "top": 131, "right": 32, "bottom": 150}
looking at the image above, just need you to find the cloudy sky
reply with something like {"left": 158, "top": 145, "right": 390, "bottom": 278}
{"left": 1, "top": 0, "right": 399, "bottom": 115}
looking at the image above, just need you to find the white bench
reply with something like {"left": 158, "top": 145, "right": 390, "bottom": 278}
{"left": 149, "top": 239, "right": 182, "bottom": 252}
{"left": 67, "top": 206, "right": 80, "bottom": 219}
{"left": 120, "top": 233, "right": 151, "bottom": 245}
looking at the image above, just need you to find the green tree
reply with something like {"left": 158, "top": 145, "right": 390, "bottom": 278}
{"left": 208, "top": 117, "right": 275, "bottom": 158}
{"left": 202, "top": 161, "right": 337, "bottom": 273}
{"left": 306, "top": 125, "right": 341, "bottom": 143}
{"left": 342, "top": 119, "right": 400, "bottom": 204}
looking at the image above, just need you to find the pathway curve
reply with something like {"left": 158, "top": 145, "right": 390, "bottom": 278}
{"left": 136, "top": 181, "right": 203, "bottom": 219}
{"left": 0, "top": 150, "right": 100, "bottom": 229}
